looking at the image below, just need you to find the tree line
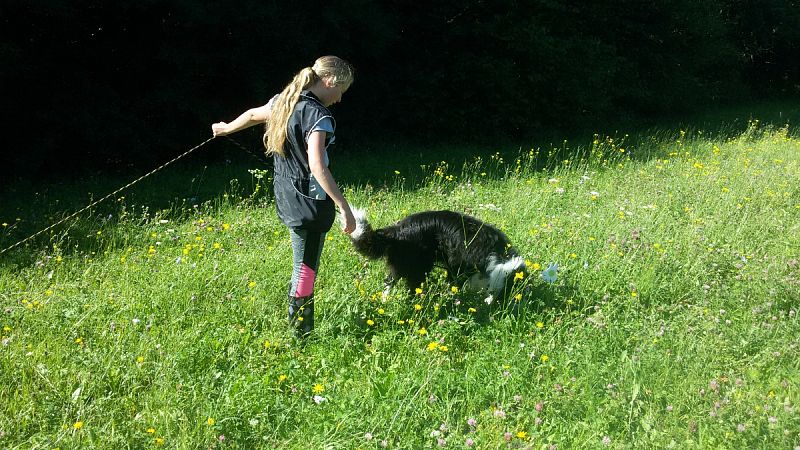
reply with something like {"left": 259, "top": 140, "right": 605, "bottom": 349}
{"left": 1, "top": 0, "right": 797, "bottom": 178}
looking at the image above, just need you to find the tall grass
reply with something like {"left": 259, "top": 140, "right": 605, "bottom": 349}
{"left": 1, "top": 121, "right": 798, "bottom": 449}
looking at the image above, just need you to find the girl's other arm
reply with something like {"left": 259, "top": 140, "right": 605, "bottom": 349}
{"left": 307, "top": 131, "right": 355, "bottom": 234}
{"left": 212, "top": 104, "right": 271, "bottom": 136}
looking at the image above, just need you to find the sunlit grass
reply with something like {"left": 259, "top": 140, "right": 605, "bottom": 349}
{"left": 1, "top": 121, "right": 798, "bottom": 448}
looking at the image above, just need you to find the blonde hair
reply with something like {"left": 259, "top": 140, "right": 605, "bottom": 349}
{"left": 264, "top": 56, "right": 354, "bottom": 156}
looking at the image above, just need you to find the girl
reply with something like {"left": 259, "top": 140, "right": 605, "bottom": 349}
{"left": 212, "top": 56, "right": 356, "bottom": 337}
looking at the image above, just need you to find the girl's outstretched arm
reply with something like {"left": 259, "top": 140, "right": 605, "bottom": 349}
{"left": 212, "top": 104, "right": 271, "bottom": 136}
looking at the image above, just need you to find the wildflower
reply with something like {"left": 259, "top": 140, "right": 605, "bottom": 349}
{"left": 418, "top": 327, "right": 427, "bottom": 336}
{"left": 73, "top": 421, "right": 84, "bottom": 430}
{"left": 467, "top": 418, "right": 477, "bottom": 428}
{"left": 278, "top": 374, "right": 287, "bottom": 383}
{"left": 313, "top": 395, "right": 327, "bottom": 404}
{"left": 542, "top": 263, "right": 558, "bottom": 283}
{"left": 514, "top": 293, "right": 522, "bottom": 301}
{"left": 514, "top": 271, "right": 524, "bottom": 281}
{"left": 451, "top": 286, "right": 459, "bottom": 294}
{"left": 218, "top": 435, "right": 225, "bottom": 442}
{"left": 536, "top": 321, "right": 544, "bottom": 329}
{"left": 313, "top": 383, "right": 325, "bottom": 394}
{"left": 504, "top": 432, "right": 513, "bottom": 441}
{"left": 415, "top": 288, "right": 423, "bottom": 296}
{"left": 248, "top": 281, "right": 256, "bottom": 288}
{"left": 541, "top": 354, "right": 549, "bottom": 363}
{"left": 465, "top": 437, "right": 475, "bottom": 447}
{"left": 155, "top": 437, "right": 164, "bottom": 445}
{"left": 264, "top": 340, "right": 271, "bottom": 349}
{"left": 535, "top": 402, "right": 543, "bottom": 412}
{"left": 516, "top": 431, "right": 528, "bottom": 440}
{"left": 427, "top": 342, "right": 439, "bottom": 351}
{"left": 365, "top": 432, "right": 373, "bottom": 440}
{"left": 602, "top": 435, "right": 611, "bottom": 446}
{"left": 493, "top": 409, "right": 506, "bottom": 419}
{"left": 206, "top": 417, "right": 215, "bottom": 426}
{"left": 414, "top": 304, "right": 423, "bottom": 311}
{"left": 468, "top": 307, "right": 476, "bottom": 313}
{"left": 366, "top": 319, "right": 375, "bottom": 326}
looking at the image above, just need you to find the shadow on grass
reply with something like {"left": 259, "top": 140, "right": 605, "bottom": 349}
{"left": 2, "top": 99, "right": 798, "bottom": 268}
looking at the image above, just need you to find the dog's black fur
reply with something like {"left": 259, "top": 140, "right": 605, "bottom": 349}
{"left": 349, "top": 209, "right": 526, "bottom": 297}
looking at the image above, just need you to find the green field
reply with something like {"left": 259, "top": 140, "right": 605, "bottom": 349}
{"left": 1, "top": 119, "right": 798, "bottom": 448}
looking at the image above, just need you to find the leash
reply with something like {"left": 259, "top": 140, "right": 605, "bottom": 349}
{"left": 0, "top": 136, "right": 216, "bottom": 256}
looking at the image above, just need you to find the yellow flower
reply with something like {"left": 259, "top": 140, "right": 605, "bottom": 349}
{"left": 541, "top": 354, "right": 549, "bottom": 363}
{"left": 418, "top": 328, "right": 427, "bottom": 336}
{"left": 155, "top": 437, "right": 165, "bottom": 446}
{"left": 75, "top": 337, "right": 83, "bottom": 345}
{"left": 73, "top": 421, "right": 84, "bottom": 430}
{"left": 136, "top": 356, "right": 144, "bottom": 363}
{"left": 377, "top": 308, "right": 385, "bottom": 315}
{"left": 366, "top": 319, "right": 375, "bottom": 326}
{"left": 263, "top": 340, "right": 271, "bottom": 349}
{"left": 514, "top": 293, "right": 522, "bottom": 301}
{"left": 450, "top": 286, "right": 459, "bottom": 294}
{"left": 248, "top": 281, "right": 256, "bottom": 288}
{"left": 414, "top": 304, "right": 422, "bottom": 311}
{"left": 468, "top": 308, "right": 476, "bottom": 313}
{"left": 146, "top": 428, "right": 156, "bottom": 434}
{"left": 222, "top": 223, "right": 231, "bottom": 231}
{"left": 536, "top": 321, "right": 544, "bottom": 329}
{"left": 516, "top": 431, "right": 528, "bottom": 440}
{"left": 427, "top": 342, "right": 439, "bottom": 351}
{"left": 415, "top": 288, "right": 423, "bottom": 296}
{"left": 313, "top": 383, "right": 325, "bottom": 394}
{"left": 213, "top": 243, "right": 221, "bottom": 249}
{"left": 631, "top": 291, "right": 638, "bottom": 298}
{"left": 278, "top": 374, "right": 287, "bottom": 383}
{"left": 438, "top": 345, "right": 448, "bottom": 352}
{"left": 206, "top": 417, "right": 215, "bottom": 426}
{"left": 514, "top": 271, "right": 524, "bottom": 281}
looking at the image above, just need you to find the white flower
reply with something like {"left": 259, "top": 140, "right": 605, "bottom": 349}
{"left": 542, "top": 263, "right": 559, "bottom": 283}
{"left": 313, "top": 395, "right": 327, "bottom": 404}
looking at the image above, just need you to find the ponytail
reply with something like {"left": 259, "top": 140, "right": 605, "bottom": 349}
{"left": 263, "top": 56, "right": 354, "bottom": 157}
{"left": 264, "top": 67, "right": 318, "bottom": 156}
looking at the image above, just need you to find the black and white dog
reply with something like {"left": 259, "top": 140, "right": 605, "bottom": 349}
{"left": 348, "top": 209, "right": 527, "bottom": 302}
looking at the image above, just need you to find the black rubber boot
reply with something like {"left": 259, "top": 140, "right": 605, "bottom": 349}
{"left": 288, "top": 295, "right": 314, "bottom": 337}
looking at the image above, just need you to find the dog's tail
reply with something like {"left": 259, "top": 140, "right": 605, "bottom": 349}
{"left": 347, "top": 208, "right": 389, "bottom": 259}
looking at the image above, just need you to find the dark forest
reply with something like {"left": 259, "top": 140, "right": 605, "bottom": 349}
{"left": 1, "top": 0, "right": 798, "bottom": 179}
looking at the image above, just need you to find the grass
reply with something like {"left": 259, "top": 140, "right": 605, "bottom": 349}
{"left": 1, "top": 118, "right": 799, "bottom": 449}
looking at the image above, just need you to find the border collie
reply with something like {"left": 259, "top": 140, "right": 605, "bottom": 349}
{"left": 348, "top": 209, "right": 526, "bottom": 302}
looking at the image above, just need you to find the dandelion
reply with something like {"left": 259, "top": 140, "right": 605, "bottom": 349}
{"left": 536, "top": 321, "right": 544, "bottom": 329}
{"left": 542, "top": 263, "right": 558, "bottom": 283}
{"left": 541, "top": 354, "right": 549, "bottom": 363}
{"left": 418, "top": 327, "right": 427, "bottom": 336}
{"left": 451, "top": 286, "right": 459, "bottom": 294}
{"left": 155, "top": 437, "right": 165, "bottom": 445}
{"left": 313, "top": 383, "right": 325, "bottom": 394}
{"left": 73, "top": 421, "right": 84, "bottom": 430}
{"left": 206, "top": 417, "right": 215, "bottom": 426}
{"left": 414, "top": 304, "right": 423, "bottom": 311}
{"left": 278, "top": 374, "right": 287, "bottom": 383}
{"left": 516, "top": 431, "right": 528, "bottom": 440}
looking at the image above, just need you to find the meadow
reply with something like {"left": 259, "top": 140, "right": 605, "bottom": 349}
{"left": 1, "top": 119, "right": 799, "bottom": 449}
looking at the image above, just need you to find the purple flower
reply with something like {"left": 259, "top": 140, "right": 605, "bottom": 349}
{"left": 602, "top": 436, "right": 611, "bottom": 446}
{"left": 465, "top": 438, "right": 475, "bottom": 447}
{"left": 467, "top": 418, "right": 477, "bottom": 428}
{"left": 535, "top": 402, "right": 543, "bottom": 412}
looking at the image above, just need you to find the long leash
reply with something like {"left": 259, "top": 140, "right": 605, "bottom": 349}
{"left": 0, "top": 136, "right": 216, "bottom": 255}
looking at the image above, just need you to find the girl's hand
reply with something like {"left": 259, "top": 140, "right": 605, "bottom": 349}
{"left": 211, "top": 122, "right": 229, "bottom": 137}
{"left": 340, "top": 207, "right": 356, "bottom": 234}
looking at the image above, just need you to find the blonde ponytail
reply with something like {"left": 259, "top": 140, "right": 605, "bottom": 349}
{"left": 263, "top": 56, "right": 354, "bottom": 157}
{"left": 264, "top": 67, "right": 318, "bottom": 156}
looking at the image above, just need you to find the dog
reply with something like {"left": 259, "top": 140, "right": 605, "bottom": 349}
{"left": 348, "top": 209, "right": 527, "bottom": 303}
